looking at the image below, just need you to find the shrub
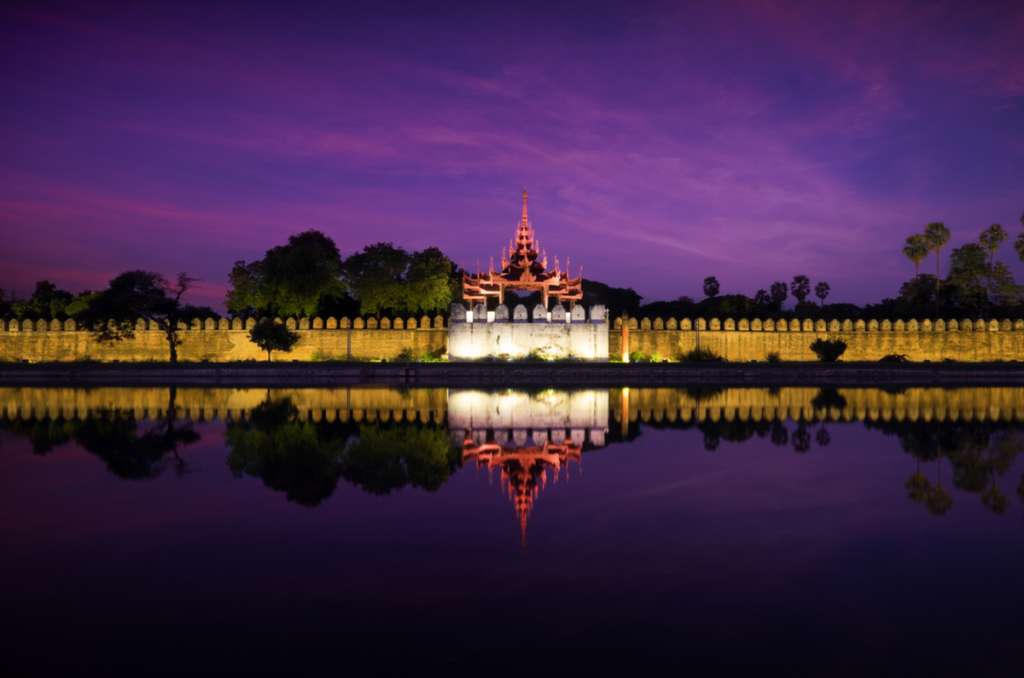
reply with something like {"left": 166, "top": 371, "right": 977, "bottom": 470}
{"left": 879, "top": 353, "right": 909, "bottom": 363}
{"left": 628, "top": 350, "right": 654, "bottom": 363}
{"left": 809, "top": 338, "right": 847, "bottom": 363}
{"left": 766, "top": 352, "right": 781, "bottom": 363}
{"left": 395, "top": 347, "right": 417, "bottom": 362}
{"left": 681, "top": 347, "right": 724, "bottom": 362}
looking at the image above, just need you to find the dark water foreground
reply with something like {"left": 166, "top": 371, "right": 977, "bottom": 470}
{"left": 2, "top": 386, "right": 1023, "bottom": 676}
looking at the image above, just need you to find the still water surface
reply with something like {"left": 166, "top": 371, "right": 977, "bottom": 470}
{"left": 2, "top": 386, "right": 1023, "bottom": 675}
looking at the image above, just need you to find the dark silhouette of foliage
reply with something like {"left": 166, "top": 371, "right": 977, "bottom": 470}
{"left": 809, "top": 338, "right": 847, "bottom": 362}
{"left": 77, "top": 271, "right": 208, "bottom": 363}
{"left": 903, "top": 234, "right": 929, "bottom": 276}
{"left": 769, "top": 281, "right": 788, "bottom": 309}
{"left": 702, "top": 276, "right": 719, "bottom": 299}
{"left": 923, "top": 221, "right": 950, "bottom": 278}
{"left": 814, "top": 281, "right": 830, "bottom": 305}
{"left": 581, "top": 279, "right": 641, "bottom": 316}
{"left": 790, "top": 275, "right": 811, "bottom": 304}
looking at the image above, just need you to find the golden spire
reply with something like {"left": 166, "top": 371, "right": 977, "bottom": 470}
{"left": 520, "top": 188, "right": 529, "bottom": 227}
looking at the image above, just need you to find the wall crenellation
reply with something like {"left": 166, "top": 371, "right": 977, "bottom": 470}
{"left": 615, "top": 317, "right": 1024, "bottom": 332}
{"left": 614, "top": 316, "right": 1024, "bottom": 362}
{"left": 0, "top": 315, "right": 447, "bottom": 362}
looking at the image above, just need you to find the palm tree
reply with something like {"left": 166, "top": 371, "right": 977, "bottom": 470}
{"left": 814, "top": 281, "right": 830, "bottom": 306}
{"left": 790, "top": 275, "right": 811, "bottom": 304}
{"left": 978, "top": 223, "right": 1007, "bottom": 267}
{"left": 923, "top": 222, "right": 950, "bottom": 278}
{"left": 902, "top": 234, "right": 929, "bottom": 276}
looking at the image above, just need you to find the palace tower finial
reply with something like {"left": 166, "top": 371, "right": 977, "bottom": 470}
{"left": 462, "top": 189, "right": 583, "bottom": 308}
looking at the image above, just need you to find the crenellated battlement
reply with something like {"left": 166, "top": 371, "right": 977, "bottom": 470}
{"left": 0, "top": 315, "right": 447, "bottom": 332}
{"left": 615, "top": 316, "right": 1024, "bottom": 362}
{"left": 449, "top": 303, "right": 606, "bottom": 324}
{"left": 614, "top": 317, "right": 1024, "bottom": 332}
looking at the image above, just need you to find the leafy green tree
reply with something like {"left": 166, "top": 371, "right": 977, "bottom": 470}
{"left": 814, "top": 281, "right": 830, "bottom": 306}
{"left": 249, "top": 318, "right": 299, "bottom": 362}
{"left": 11, "top": 281, "right": 73, "bottom": 319}
{"left": 790, "top": 275, "right": 811, "bottom": 304}
{"left": 77, "top": 271, "right": 207, "bottom": 363}
{"left": 702, "top": 276, "right": 720, "bottom": 299}
{"left": 769, "top": 281, "right": 788, "bottom": 309}
{"left": 343, "top": 243, "right": 456, "bottom": 316}
{"left": 227, "top": 230, "right": 345, "bottom": 317}
{"left": 902, "top": 234, "right": 929, "bottom": 276}
{"left": 923, "top": 222, "right": 951, "bottom": 278}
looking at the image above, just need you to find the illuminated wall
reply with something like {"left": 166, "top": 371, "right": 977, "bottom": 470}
{"left": 4, "top": 314, "right": 1023, "bottom": 363}
{"left": 614, "top": 317, "right": 1024, "bottom": 362}
{"left": 447, "top": 303, "right": 609, "bottom": 360}
{"left": 448, "top": 388, "right": 609, "bottom": 446}
{"left": 0, "top": 316, "right": 446, "bottom": 362}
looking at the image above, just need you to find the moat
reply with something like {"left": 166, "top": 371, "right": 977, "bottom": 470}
{"left": 3, "top": 385, "right": 1023, "bottom": 674}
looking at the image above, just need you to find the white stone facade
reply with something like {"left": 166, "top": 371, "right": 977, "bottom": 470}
{"left": 447, "top": 303, "right": 609, "bottom": 360}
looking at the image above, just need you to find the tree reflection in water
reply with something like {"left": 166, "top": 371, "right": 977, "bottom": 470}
{"left": 3, "top": 386, "right": 1023, "bottom": 517}
{"left": 224, "top": 397, "right": 459, "bottom": 505}
{"left": 0, "top": 387, "right": 198, "bottom": 479}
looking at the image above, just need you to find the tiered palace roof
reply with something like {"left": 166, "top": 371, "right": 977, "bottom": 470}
{"left": 462, "top": 189, "right": 583, "bottom": 308}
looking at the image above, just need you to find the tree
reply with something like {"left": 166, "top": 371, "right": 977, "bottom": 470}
{"left": 902, "top": 234, "right": 929, "bottom": 276}
{"left": 978, "top": 223, "right": 1007, "bottom": 267}
{"left": 77, "top": 271, "right": 204, "bottom": 363}
{"left": 769, "top": 281, "right": 788, "bottom": 309}
{"left": 923, "top": 222, "right": 951, "bottom": 278}
{"left": 249, "top": 318, "right": 299, "bottom": 362}
{"left": 343, "top": 243, "right": 457, "bottom": 316}
{"left": 227, "top": 230, "right": 345, "bottom": 318}
{"left": 753, "top": 288, "right": 771, "bottom": 306}
{"left": 790, "top": 275, "right": 811, "bottom": 304}
{"left": 814, "top": 281, "right": 830, "bottom": 306}
{"left": 1016, "top": 232, "right": 1024, "bottom": 263}
{"left": 945, "top": 243, "right": 991, "bottom": 311}
{"left": 702, "top": 276, "right": 720, "bottom": 299}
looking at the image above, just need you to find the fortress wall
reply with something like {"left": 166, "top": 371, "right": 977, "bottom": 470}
{"left": 0, "top": 317, "right": 447, "bottom": 363}
{"left": 611, "top": 318, "right": 1024, "bottom": 362}
{"left": 4, "top": 315, "right": 1023, "bottom": 363}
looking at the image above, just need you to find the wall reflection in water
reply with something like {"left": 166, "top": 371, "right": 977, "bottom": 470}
{"left": 2, "top": 386, "right": 1023, "bottom": 529}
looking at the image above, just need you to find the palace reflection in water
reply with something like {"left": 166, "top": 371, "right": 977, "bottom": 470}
{"left": 2, "top": 386, "right": 1024, "bottom": 532}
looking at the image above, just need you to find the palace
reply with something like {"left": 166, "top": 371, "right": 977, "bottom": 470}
{"left": 462, "top": 189, "right": 583, "bottom": 308}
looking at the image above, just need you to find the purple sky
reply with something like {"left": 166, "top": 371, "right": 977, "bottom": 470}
{"left": 3, "top": 1, "right": 1023, "bottom": 309}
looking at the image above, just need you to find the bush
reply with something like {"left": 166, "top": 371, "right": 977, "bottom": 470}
{"left": 628, "top": 350, "right": 655, "bottom": 363}
{"left": 766, "top": 352, "right": 781, "bottom": 363}
{"left": 879, "top": 353, "right": 909, "bottom": 363}
{"left": 681, "top": 347, "right": 724, "bottom": 362}
{"left": 809, "top": 338, "right": 847, "bottom": 363}
{"left": 395, "top": 347, "right": 417, "bottom": 362}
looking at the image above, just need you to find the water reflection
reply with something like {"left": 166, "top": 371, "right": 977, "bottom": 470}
{"left": 2, "top": 386, "right": 1023, "bottom": 523}
{"left": 450, "top": 390, "right": 607, "bottom": 544}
